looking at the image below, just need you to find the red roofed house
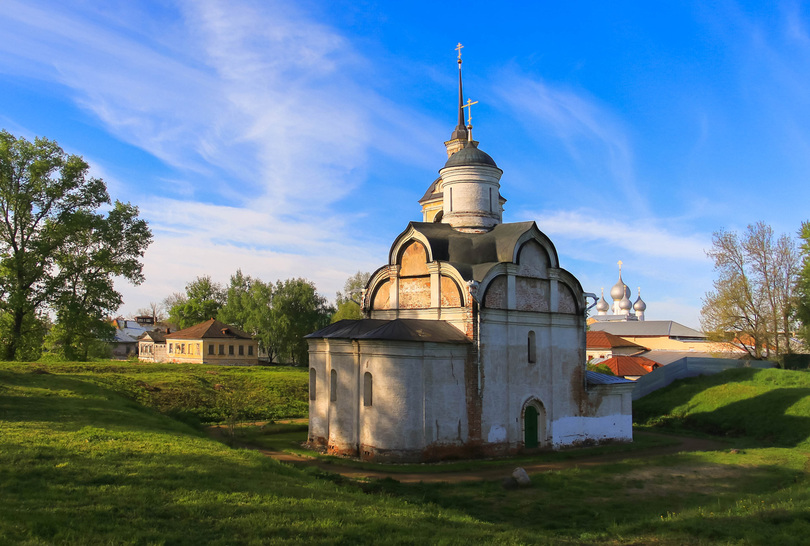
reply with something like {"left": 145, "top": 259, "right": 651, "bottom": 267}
{"left": 601, "top": 355, "right": 660, "bottom": 380}
{"left": 162, "top": 318, "right": 258, "bottom": 365}
{"left": 586, "top": 330, "right": 645, "bottom": 361}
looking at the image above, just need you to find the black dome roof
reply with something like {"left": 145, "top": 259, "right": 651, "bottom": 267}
{"left": 443, "top": 142, "right": 498, "bottom": 168}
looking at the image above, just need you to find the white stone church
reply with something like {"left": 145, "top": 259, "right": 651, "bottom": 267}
{"left": 306, "top": 51, "right": 633, "bottom": 462}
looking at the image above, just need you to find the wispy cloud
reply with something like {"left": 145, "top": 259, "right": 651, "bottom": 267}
{"left": 526, "top": 209, "right": 710, "bottom": 262}
{"left": 492, "top": 70, "right": 646, "bottom": 216}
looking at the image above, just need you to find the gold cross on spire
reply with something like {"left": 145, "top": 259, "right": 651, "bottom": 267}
{"left": 617, "top": 260, "right": 623, "bottom": 273}
{"left": 462, "top": 98, "right": 478, "bottom": 126}
{"left": 455, "top": 42, "right": 464, "bottom": 63}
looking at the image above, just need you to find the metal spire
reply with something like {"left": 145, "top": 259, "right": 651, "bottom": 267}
{"left": 451, "top": 43, "right": 468, "bottom": 141}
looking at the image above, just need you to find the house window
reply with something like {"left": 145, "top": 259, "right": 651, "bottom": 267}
{"left": 528, "top": 331, "right": 537, "bottom": 363}
{"left": 208, "top": 344, "right": 214, "bottom": 355}
{"left": 330, "top": 369, "right": 337, "bottom": 402}
{"left": 248, "top": 345, "right": 254, "bottom": 356}
{"left": 229, "top": 345, "right": 234, "bottom": 355}
{"left": 449, "top": 187, "right": 453, "bottom": 211}
{"left": 363, "top": 372, "right": 373, "bottom": 407}
{"left": 309, "top": 369, "right": 316, "bottom": 401}
{"left": 239, "top": 345, "right": 244, "bottom": 356}
{"left": 168, "top": 343, "right": 173, "bottom": 354}
{"left": 181, "top": 343, "right": 186, "bottom": 354}
{"left": 219, "top": 344, "right": 224, "bottom": 355}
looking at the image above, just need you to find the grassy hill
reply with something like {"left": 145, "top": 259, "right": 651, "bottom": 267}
{"left": 0, "top": 361, "right": 308, "bottom": 424}
{"left": 0, "top": 365, "right": 522, "bottom": 544}
{"left": 634, "top": 368, "right": 810, "bottom": 448}
{"left": 2, "top": 363, "right": 809, "bottom": 544}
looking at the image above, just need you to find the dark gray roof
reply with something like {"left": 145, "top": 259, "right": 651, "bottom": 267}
{"left": 307, "top": 319, "right": 470, "bottom": 344}
{"left": 401, "top": 221, "right": 542, "bottom": 281}
{"left": 589, "top": 320, "right": 705, "bottom": 339}
{"left": 419, "top": 178, "right": 443, "bottom": 203}
{"left": 586, "top": 371, "right": 634, "bottom": 385}
{"left": 138, "top": 329, "right": 169, "bottom": 343}
{"left": 443, "top": 142, "right": 499, "bottom": 169}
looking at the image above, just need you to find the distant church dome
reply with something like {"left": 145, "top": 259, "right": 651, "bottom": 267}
{"left": 595, "top": 292, "right": 609, "bottom": 313}
{"left": 610, "top": 278, "right": 630, "bottom": 301}
{"left": 619, "top": 294, "right": 632, "bottom": 311}
{"left": 444, "top": 142, "right": 498, "bottom": 168}
{"left": 634, "top": 287, "right": 646, "bottom": 312}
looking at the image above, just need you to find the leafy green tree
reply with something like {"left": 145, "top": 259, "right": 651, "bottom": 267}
{"left": 168, "top": 276, "right": 225, "bottom": 329}
{"left": 269, "top": 278, "right": 333, "bottom": 365}
{"left": 701, "top": 222, "right": 799, "bottom": 359}
{"left": 0, "top": 130, "right": 150, "bottom": 360}
{"left": 219, "top": 270, "right": 275, "bottom": 360}
{"left": 330, "top": 271, "right": 370, "bottom": 323}
{"left": 47, "top": 202, "right": 150, "bottom": 360}
{"left": 586, "top": 362, "right": 615, "bottom": 376}
{"left": 797, "top": 221, "right": 810, "bottom": 346}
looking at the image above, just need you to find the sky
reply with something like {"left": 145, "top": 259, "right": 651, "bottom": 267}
{"left": 2, "top": 1, "right": 810, "bottom": 330}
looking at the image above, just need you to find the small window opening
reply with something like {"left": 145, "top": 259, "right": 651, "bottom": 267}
{"left": 239, "top": 345, "right": 244, "bottom": 356}
{"left": 363, "top": 372, "right": 373, "bottom": 407}
{"left": 228, "top": 345, "right": 234, "bottom": 355}
{"left": 528, "top": 331, "right": 537, "bottom": 363}
{"left": 248, "top": 345, "right": 254, "bottom": 356}
{"left": 330, "top": 369, "right": 337, "bottom": 402}
{"left": 219, "top": 344, "right": 225, "bottom": 355}
{"left": 309, "top": 369, "right": 316, "bottom": 401}
{"left": 208, "top": 344, "right": 214, "bottom": 355}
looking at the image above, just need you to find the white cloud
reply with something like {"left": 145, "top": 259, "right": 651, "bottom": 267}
{"left": 525, "top": 208, "right": 711, "bottom": 262}
{"left": 492, "top": 71, "right": 646, "bottom": 215}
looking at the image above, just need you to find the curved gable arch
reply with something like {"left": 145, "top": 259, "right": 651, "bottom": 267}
{"left": 556, "top": 269, "right": 586, "bottom": 315}
{"left": 512, "top": 225, "right": 559, "bottom": 268}
{"left": 389, "top": 225, "right": 434, "bottom": 266}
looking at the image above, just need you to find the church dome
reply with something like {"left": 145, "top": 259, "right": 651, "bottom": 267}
{"left": 634, "top": 287, "right": 646, "bottom": 312}
{"left": 619, "top": 294, "right": 632, "bottom": 311}
{"left": 595, "top": 295, "right": 609, "bottom": 313}
{"left": 444, "top": 142, "right": 498, "bottom": 168}
{"left": 610, "top": 277, "right": 627, "bottom": 301}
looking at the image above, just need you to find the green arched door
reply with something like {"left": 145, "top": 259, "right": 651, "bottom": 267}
{"left": 524, "top": 406, "right": 538, "bottom": 448}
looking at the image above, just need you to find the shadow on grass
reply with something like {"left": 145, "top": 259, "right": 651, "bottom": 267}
{"left": 650, "top": 388, "right": 810, "bottom": 448}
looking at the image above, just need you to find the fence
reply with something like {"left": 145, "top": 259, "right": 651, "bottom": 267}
{"left": 632, "top": 356, "right": 774, "bottom": 400}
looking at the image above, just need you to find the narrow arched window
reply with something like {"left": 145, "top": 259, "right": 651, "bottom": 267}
{"left": 330, "top": 369, "right": 337, "bottom": 402}
{"left": 528, "top": 331, "right": 537, "bottom": 363}
{"left": 363, "top": 372, "right": 373, "bottom": 407}
{"left": 309, "top": 368, "right": 316, "bottom": 401}
{"left": 449, "top": 187, "right": 453, "bottom": 211}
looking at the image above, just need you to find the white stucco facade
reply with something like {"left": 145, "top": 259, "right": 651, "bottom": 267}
{"left": 306, "top": 68, "right": 633, "bottom": 461}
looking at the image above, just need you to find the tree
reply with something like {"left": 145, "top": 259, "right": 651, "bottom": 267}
{"left": 330, "top": 271, "right": 370, "bottom": 323}
{"left": 167, "top": 275, "right": 225, "bottom": 329}
{"left": 269, "top": 278, "right": 333, "bottom": 365}
{"left": 797, "top": 221, "right": 810, "bottom": 346}
{"left": 137, "top": 301, "right": 166, "bottom": 324}
{"left": 219, "top": 270, "right": 274, "bottom": 360}
{"left": 0, "top": 130, "right": 150, "bottom": 360}
{"left": 47, "top": 201, "right": 151, "bottom": 360}
{"left": 701, "top": 222, "right": 800, "bottom": 360}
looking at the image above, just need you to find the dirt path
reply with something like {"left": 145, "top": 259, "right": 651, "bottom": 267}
{"left": 208, "top": 428, "right": 727, "bottom": 484}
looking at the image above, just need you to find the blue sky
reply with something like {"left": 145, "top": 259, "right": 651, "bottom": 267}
{"left": 2, "top": 1, "right": 809, "bottom": 329}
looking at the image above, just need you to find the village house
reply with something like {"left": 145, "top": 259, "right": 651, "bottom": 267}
{"left": 306, "top": 49, "right": 634, "bottom": 462}
{"left": 137, "top": 328, "right": 169, "bottom": 363}
{"left": 139, "top": 318, "right": 258, "bottom": 365}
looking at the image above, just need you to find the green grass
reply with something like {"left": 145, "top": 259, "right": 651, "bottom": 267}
{"left": 233, "top": 423, "right": 679, "bottom": 473}
{"left": 0, "top": 367, "right": 525, "bottom": 544}
{"left": 3, "top": 363, "right": 810, "bottom": 544}
{"left": 634, "top": 368, "right": 810, "bottom": 447}
{"left": 0, "top": 360, "right": 308, "bottom": 424}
